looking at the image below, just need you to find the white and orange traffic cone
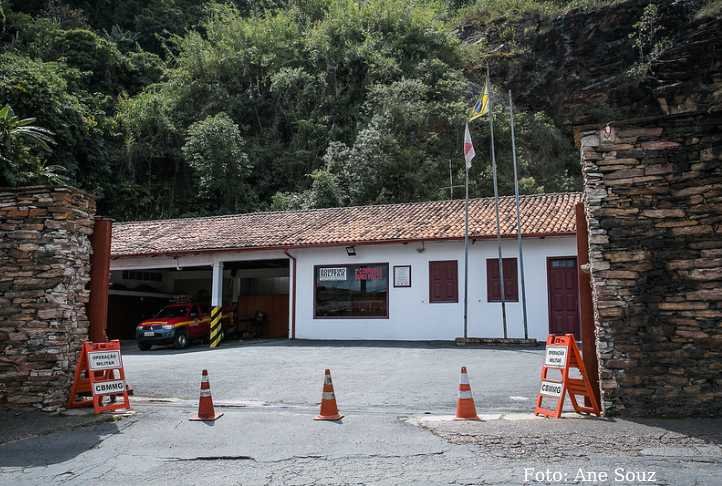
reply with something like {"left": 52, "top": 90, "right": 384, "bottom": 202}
{"left": 190, "top": 369, "right": 223, "bottom": 421}
{"left": 454, "top": 366, "right": 480, "bottom": 421}
{"left": 314, "top": 369, "right": 343, "bottom": 421}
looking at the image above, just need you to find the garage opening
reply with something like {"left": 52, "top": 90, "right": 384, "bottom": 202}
{"left": 108, "top": 266, "right": 213, "bottom": 340}
{"left": 107, "top": 258, "right": 290, "bottom": 342}
{"left": 225, "top": 259, "right": 289, "bottom": 339}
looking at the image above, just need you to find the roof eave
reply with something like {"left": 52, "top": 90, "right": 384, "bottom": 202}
{"left": 110, "top": 231, "right": 576, "bottom": 260}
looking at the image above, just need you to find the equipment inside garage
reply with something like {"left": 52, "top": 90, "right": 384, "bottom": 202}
{"left": 107, "top": 259, "right": 289, "bottom": 341}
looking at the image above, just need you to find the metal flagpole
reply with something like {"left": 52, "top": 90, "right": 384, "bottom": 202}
{"left": 463, "top": 130, "right": 470, "bottom": 339}
{"left": 508, "top": 90, "right": 529, "bottom": 340}
{"left": 487, "top": 63, "right": 507, "bottom": 338}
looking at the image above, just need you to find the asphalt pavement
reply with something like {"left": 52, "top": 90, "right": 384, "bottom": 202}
{"left": 120, "top": 339, "right": 544, "bottom": 414}
{"left": 2, "top": 340, "right": 721, "bottom": 485}
{"left": 1, "top": 404, "right": 721, "bottom": 485}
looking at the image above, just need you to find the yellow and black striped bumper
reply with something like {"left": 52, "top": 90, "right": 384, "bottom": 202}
{"left": 209, "top": 306, "right": 223, "bottom": 348}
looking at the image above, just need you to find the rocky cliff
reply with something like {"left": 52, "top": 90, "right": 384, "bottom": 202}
{"left": 464, "top": 1, "right": 722, "bottom": 417}
{"left": 462, "top": 0, "right": 722, "bottom": 135}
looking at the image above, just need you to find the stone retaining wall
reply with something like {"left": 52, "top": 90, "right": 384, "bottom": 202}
{"left": 0, "top": 186, "right": 95, "bottom": 411}
{"left": 581, "top": 112, "right": 722, "bottom": 416}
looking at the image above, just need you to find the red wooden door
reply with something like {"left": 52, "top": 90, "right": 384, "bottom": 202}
{"left": 547, "top": 257, "right": 580, "bottom": 338}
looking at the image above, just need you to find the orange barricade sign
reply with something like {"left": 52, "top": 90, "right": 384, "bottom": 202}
{"left": 534, "top": 334, "right": 600, "bottom": 419}
{"left": 67, "top": 340, "right": 131, "bottom": 414}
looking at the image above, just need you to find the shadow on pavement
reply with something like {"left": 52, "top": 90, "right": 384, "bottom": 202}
{"left": 0, "top": 409, "right": 121, "bottom": 467}
{"left": 622, "top": 417, "right": 722, "bottom": 446}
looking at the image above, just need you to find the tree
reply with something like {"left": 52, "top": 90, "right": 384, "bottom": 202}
{"left": 0, "top": 0, "right": 585, "bottom": 219}
{"left": 0, "top": 104, "right": 64, "bottom": 185}
{"left": 181, "top": 112, "right": 252, "bottom": 212}
{"left": 0, "top": 53, "right": 113, "bottom": 189}
{"left": 119, "top": 0, "right": 474, "bottom": 215}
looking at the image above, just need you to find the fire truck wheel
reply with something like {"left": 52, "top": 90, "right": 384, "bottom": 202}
{"left": 138, "top": 342, "right": 151, "bottom": 351}
{"left": 174, "top": 331, "right": 188, "bottom": 349}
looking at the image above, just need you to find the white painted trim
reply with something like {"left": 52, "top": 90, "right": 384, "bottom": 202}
{"left": 110, "top": 249, "right": 290, "bottom": 271}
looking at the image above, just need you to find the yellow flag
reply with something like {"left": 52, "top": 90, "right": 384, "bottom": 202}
{"left": 468, "top": 79, "right": 489, "bottom": 122}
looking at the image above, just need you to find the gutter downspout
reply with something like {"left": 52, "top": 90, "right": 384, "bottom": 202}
{"left": 284, "top": 249, "right": 297, "bottom": 340}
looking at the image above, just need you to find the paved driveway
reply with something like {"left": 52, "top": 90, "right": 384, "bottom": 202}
{"left": 4, "top": 341, "right": 720, "bottom": 486}
{"left": 122, "top": 340, "right": 543, "bottom": 414}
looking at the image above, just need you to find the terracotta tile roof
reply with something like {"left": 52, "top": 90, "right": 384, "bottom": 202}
{"left": 111, "top": 192, "right": 582, "bottom": 258}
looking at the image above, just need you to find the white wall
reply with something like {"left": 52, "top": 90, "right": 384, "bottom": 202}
{"left": 292, "top": 237, "right": 577, "bottom": 341}
{"left": 111, "top": 238, "right": 578, "bottom": 341}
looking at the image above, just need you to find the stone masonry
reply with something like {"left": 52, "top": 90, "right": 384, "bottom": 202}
{"left": 0, "top": 185, "right": 95, "bottom": 411}
{"left": 581, "top": 112, "right": 722, "bottom": 417}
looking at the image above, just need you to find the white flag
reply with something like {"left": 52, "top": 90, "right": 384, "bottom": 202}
{"left": 463, "top": 122, "right": 475, "bottom": 169}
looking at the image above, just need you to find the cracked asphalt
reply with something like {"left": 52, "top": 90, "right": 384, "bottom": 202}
{"left": 1, "top": 341, "right": 721, "bottom": 485}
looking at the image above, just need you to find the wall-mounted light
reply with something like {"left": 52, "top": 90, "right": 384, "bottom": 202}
{"left": 345, "top": 246, "right": 356, "bottom": 256}
{"left": 416, "top": 241, "right": 425, "bottom": 253}
{"left": 175, "top": 257, "right": 183, "bottom": 271}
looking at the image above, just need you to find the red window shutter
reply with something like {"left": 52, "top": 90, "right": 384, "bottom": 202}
{"left": 487, "top": 259, "right": 501, "bottom": 301}
{"left": 503, "top": 258, "right": 518, "bottom": 301}
{"left": 429, "top": 261, "right": 458, "bottom": 303}
{"left": 430, "top": 263, "right": 442, "bottom": 302}
{"left": 487, "top": 258, "right": 518, "bottom": 302}
{"left": 446, "top": 262, "right": 458, "bottom": 302}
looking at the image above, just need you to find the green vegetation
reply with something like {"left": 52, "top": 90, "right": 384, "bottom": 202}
{"left": 457, "top": 0, "right": 623, "bottom": 26}
{"left": 0, "top": 0, "right": 642, "bottom": 219}
{"left": 0, "top": 104, "right": 63, "bottom": 185}
{"left": 627, "top": 3, "right": 672, "bottom": 80}
{"left": 182, "top": 112, "right": 252, "bottom": 212}
{"left": 697, "top": 0, "right": 722, "bottom": 17}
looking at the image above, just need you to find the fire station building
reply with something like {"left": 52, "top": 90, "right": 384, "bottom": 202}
{"left": 108, "top": 192, "right": 582, "bottom": 342}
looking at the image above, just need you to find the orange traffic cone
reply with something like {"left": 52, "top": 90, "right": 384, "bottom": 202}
{"left": 190, "top": 369, "right": 223, "bottom": 421}
{"left": 314, "top": 369, "right": 343, "bottom": 421}
{"left": 454, "top": 366, "right": 480, "bottom": 421}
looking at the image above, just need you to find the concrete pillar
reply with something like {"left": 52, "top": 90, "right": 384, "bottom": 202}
{"left": 210, "top": 261, "right": 224, "bottom": 348}
{"left": 211, "top": 261, "right": 223, "bottom": 307}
